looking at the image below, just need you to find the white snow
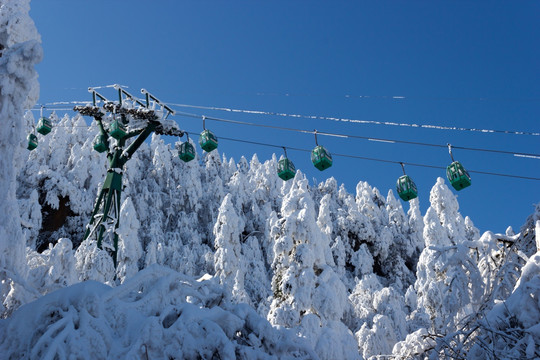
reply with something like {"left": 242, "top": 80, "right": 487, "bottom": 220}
{"left": 1, "top": 4, "right": 539, "bottom": 358}
{"left": 4, "top": 108, "right": 540, "bottom": 358}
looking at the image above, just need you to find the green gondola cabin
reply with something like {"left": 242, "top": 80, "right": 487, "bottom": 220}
{"left": 446, "top": 161, "right": 471, "bottom": 191}
{"left": 199, "top": 129, "right": 218, "bottom": 152}
{"left": 396, "top": 175, "right": 418, "bottom": 201}
{"left": 37, "top": 117, "right": 52, "bottom": 135}
{"left": 278, "top": 158, "right": 296, "bottom": 181}
{"left": 110, "top": 119, "right": 127, "bottom": 140}
{"left": 179, "top": 141, "right": 196, "bottom": 162}
{"left": 311, "top": 145, "right": 332, "bottom": 171}
{"left": 27, "top": 133, "right": 38, "bottom": 150}
{"left": 93, "top": 134, "right": 108, "bottom": 153}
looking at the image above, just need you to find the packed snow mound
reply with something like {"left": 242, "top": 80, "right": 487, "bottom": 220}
{"left": 0, "top": 265, "right": 321, "bottom": 360}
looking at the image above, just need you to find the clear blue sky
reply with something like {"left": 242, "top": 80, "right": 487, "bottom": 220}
{"left": 30, "top": 1, "right": 539, "bottom": 234}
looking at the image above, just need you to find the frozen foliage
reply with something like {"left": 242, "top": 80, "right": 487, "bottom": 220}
{"left": 414, "top": 178, "right": 482, "bottom": 333}
{"left": 393, "top": 196, "right": 540, "bottom": 359}
{"left": 6, "top": 108, "right": 539, "bottom": 358}
{"left": 0, "top": 266, "right": 320, "bottom": 360}
{"left": 0, "top": 0, "right": 42, "bottom": 317}
{"left": 115, "top": 197, "right": 143, "bottom": 283}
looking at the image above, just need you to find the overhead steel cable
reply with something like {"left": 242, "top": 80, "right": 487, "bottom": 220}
{"left": 187, "top": 133, "right": 540, "bottom": 181}
{"left": 169, "top": 103, "right": 540, "bottom": 137}
{"left": 173, "top": 110, "right": 540, "bottom": 159}
{"left": 28, "top": 103, "right": 540, "bottom": 158}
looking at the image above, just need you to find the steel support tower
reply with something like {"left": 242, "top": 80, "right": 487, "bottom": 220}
{"left": 75, "top": 85, "right": 182, "bottom": 266}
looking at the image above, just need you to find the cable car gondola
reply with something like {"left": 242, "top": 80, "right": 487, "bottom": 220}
{"left": 27, "top": 133, "right": 38, "bottom": 151}
{"left": 199, "top": 116, "right": 218, "bottom": 152}
{"left": 36, "top": 106, "right": 52, "bottom": 135}
{"left": 277, "top": 147, "right": 295, "bottom": 181}
{"left": 311, "top": 130, "right": 332, "bottom": 171}
{"left": 396, "top": 163, "right": 418, "bottom": 201}
{"left": 179, "top": 133, "right": 196, "bottom": 162}
{"left": 446, "top": 144, "right": 471, "bottom": 191}
{"left": 37, "top": 117, "right": 52, "bottom": 135}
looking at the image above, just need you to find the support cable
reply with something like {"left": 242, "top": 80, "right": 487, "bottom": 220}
{"left": 181, "top": 132, "right": 540, "bottom": 181}
{"left": 28, "top": 104, "right": 540, "bottom": 159}
{"left": 169, "top": 103, "right": 540, "bottom": 137}
{"left": 173, "top": 110, "right": 540, "bottom": 159}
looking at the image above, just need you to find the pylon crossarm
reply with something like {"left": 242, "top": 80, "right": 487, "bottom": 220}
{"left": 141, "top": 88, "right": 175, "bottom": 117}
{"left": 120, "top": 122, "right": 157, "bottom": 165}
{"left": 88, "top": 87, "right": 110, "bottom": 106}
{"left": 113, "top": 84, "right": 146, "bottom": 108}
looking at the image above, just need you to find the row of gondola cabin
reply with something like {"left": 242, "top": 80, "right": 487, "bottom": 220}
{"left": 278, "top": 157, "right": 296, "bottom": 181}
{"left": 94, "top": 119, "right": 473, "bottom": 195}
{"left": 37, "top": 117, "right": 52, "bottom": 135}
{"left": 397, "top": 174, "right": 418, "bottom": 201}
{"left": 447, "top": 161, "right": 471, "bottom": 190}
{"left": 199, "top": 129, "right": 218, "bottom": 152}
{"left": 311, "top": 145, "right": 333, "bottom": 171}
{"left": 179, "top": 141, "right": 196, "bottom": 162}
{"left": 27, "top": 134, "right": 38, "bottom": 150}
{"left": 27, "top": 115, "right": 53, "bottom": 151}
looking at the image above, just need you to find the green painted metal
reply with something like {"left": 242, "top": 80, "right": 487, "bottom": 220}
{"left": 199, "top": 129, "right": 218, "bottom": 152}
{"left": 37, "top": 117, "right": 52, "bottom": 135}
{"left": 83, "top": 120, "right": 157, "bottom": 267}
{"left": 396, "top": 175, "right": 418, "bottom": 201}
{"left": 179, "top": 141, "right": 195, "bottom": 162}
{"left": 110, "top": 119, "right": 127, "bottom": 140}
{"left": 93, "top": 134, "right": 108, "bottom": 153}
{"left": 311, "top": 145, "right": 332, "bottom": 171}
{"left": 27, "top": 133, "right": 38, "bottom": 150}
{"left": 278, "top": 158, "right": 295, "bottom": 181}
{"left": 446, "top": 161, "right": 471, "bottom": 191}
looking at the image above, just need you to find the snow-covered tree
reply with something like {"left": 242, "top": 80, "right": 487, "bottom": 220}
{"left": 213, "top": 193, "right": 249, "bottom": 303}
{"left": 115, "top": 197, "right": 143, "bottom": 283}
{"left": 413, "top": 178, "right": 483, "bottom": 334}
{"left": 0, "top": 0, "right": 42, "bottom": 317}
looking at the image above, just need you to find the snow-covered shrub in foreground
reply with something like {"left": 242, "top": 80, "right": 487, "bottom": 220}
{"left": 0, "top": 265, "right": 321, "bottom": 360}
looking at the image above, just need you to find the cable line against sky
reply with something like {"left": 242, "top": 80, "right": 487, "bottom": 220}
{"left": 171, "top": 110, "right": 540, "bottom": 160}
{"left": 169, "top": 103, "right": 540, "bottom": 137}
{"left": 32, "top": 99, "right": 540, "bottom": 137}
{"left": 215, "top": 136, "right": 540, "bottom": 181}
{"left": 26, "top": 102, "right": 539, "bottom": 181}
{"left": 244, "top": 91, "right": 540, "bottom": 103}
{"left": 28, "top": 104, "right": 540, "bottom": 159}
{"left": 186, "top": 133, "right": 540, "bottom": 181}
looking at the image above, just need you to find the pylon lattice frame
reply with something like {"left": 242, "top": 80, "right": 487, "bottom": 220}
{"left": 75, "top": 85, "right": 181, "bottom": 267}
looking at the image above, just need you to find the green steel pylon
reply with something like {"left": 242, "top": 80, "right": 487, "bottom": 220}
{"left": 76, "top": 85, "right": 182, "bottom": 267}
